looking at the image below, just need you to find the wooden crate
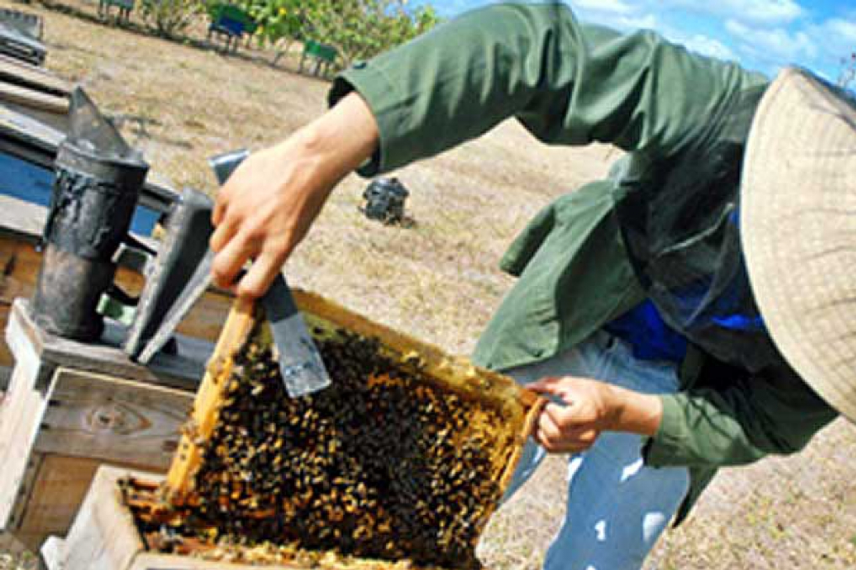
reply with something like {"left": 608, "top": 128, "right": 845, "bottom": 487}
{"left": 49, "top": 466, "right": 471, "bottom": 570}
{"left": 0, "top": 197, "right": 235, "bottom": 550}
{"left": 0, "top": 300, "right": 210, "bottom": 550}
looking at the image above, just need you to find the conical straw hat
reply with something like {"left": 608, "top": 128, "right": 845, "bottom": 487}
{"left": 742, "top": 67, "right": 856, "bottom": 422}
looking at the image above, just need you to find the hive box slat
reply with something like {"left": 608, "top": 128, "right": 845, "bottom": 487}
{"left": 38, "top": 370, "right": 194, "bottom": 465}
{"left": 0, "top": 364, "right": 195, "bottom": 549}
{"left": 14, "top": 455, "right": 105, "bottom": 549}
{"left": 46, "top": 466, "right": 307, "bottom": 570}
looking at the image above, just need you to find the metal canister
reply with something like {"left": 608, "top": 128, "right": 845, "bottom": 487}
{"left": 31, "top": 90, "right": 149, "bottom": 341}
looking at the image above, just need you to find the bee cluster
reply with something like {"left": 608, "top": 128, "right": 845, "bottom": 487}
{"left": 173, "top": 324, "right": 514, "bottom": 568}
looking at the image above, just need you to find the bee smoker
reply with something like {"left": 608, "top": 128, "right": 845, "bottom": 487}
{"left": 362, "top": 177, "right": 409, "bottom": 224}
{"left": 31, "top": 89, "right": 149, "bottom": 341}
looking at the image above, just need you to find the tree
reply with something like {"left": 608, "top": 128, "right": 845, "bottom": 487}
{"left": 301, "top": 0, "right": 440, "bottom": 69}
{"left": 238, "top": 0, "right": 304, "bottom": 64}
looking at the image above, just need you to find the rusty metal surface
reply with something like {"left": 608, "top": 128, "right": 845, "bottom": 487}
{"left": 31, "top": 244, "right": 114, "bottom": 341}
{"left": 30, "top": 89, "right": 148, "bottom": 341}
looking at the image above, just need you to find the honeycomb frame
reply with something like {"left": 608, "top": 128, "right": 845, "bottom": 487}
{"left": 159, "top": 291, "right": 543, "bottom": 568}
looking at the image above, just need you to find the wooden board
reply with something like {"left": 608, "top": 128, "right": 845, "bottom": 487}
{"left": 14, "top": 455, "right": 100, "bottom": 550}
{"left": 0, "top": 81, "right": 68, "bottom": 114}
{"left": 60, "top": 466, "right": 149, "bottom": 570}
{"left": 1, "top": 365, "right": 197, "bottom": 549}
{"left": 0, "top": 56, "right": 72, "bottom": 97}
{"left": 12, "top": 298, "right": 211, "bottom": 391}
{"left": 0, "top": 530, "right": 28, "bottom": 554}
{"left": 0, "top": 223, "right": 45, "bottom": 366}
{"left": 37, "top": 368, "right": 194, "bottom": 466}
{"left": 0, "top": 304, "right": 205, "bottom": 549}
{"left": 165, "top": 297, "right": 255, "bottom": 495}
{"left": 0, "top": 302, "right": 47, "bottom": 534}
{"left": 0, "top": 366, "right": 195, "bottom": 549}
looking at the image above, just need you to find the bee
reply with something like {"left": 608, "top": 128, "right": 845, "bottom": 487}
{"left": 168, "top": 323, "right": 509, "bottom": 568}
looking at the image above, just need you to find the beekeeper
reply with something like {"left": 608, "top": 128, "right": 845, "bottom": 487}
{"left": 209, "top": 3, "right": 853, "bottom": 568}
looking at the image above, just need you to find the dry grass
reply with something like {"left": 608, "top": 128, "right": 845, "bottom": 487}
{"left": 1, "top": 1, "right": 854, "bottom": 568}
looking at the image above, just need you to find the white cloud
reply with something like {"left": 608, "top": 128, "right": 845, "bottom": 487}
{"left": 566, "top": 0, "right": 657, "bottom": 32}
{"left": 681, "top": 34, "right": 737, "bottom": 61}
{"left": 726, "top": 20, "right": 818, "bottom": 65}
{"left": 569, "top": 0, "right": 635, "bottom": 16}
{"left": 803, "top": 17, "right": 856, "bottom": 76}
{"left": 430, "top": 0, "right": 841, "bottom": 82}
{"left": 823, "top": 18, "right": 856, "bottom": 43}
{"left": 663, "top": 0, "right": 804, "bottom": 26}
{"left": 615, "top": 13, "right": 658, "bottom": 31}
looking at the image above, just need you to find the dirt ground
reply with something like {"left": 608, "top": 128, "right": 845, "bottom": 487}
{"left": 1, "top": 0, "right": 854, "bottom": 568}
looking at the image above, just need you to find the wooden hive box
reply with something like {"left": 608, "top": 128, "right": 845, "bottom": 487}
{"left": 43, "top": 466, "right": 310, "bottom": 570}
{"left": 0, "top": 295, "right": 228, "bottom": 551}
{"left": 48, "top": 293, "right": 543, "bottom": 569}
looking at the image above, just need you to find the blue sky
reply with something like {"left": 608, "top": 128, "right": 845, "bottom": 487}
{"left": 416, "top": 0, "right": 856, "bottom": 82}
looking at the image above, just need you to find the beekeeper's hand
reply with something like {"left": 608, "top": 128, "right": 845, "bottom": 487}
{"left": 210, "top": 92, "right": 379, "bottom": 299}
{"left": 528, "top": 376, "right": 663, "bottom": 453}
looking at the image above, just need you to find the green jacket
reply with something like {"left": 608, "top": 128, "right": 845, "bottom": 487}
{"left": 329, "top": 2, "right": 837, "bottom": 523}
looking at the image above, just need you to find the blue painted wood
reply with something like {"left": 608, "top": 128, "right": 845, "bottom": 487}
{"left": 0, "top": 152, "right": 160, "bottom": 236}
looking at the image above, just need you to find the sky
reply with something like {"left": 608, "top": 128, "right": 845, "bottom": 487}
{"left": 415, "top": 0, "right": 856, "bottom": 83}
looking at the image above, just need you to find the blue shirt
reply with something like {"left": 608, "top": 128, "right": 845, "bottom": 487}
{"left": 605, "top": 300, "right": 688, "bottom": 362}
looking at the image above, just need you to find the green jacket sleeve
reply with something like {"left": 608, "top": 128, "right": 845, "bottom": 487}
{"left": 645, "top": 363, "right": 838, "bottom": 468}
{"left": 328, "top": 2, "right": 766, "bottom": 176}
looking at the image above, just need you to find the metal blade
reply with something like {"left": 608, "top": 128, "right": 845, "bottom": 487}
{"left": 126, "top": 188, "right": 214, "bottom": 362}
{"left": 263, "top": 273, "right": 331, "bottom": 398}
{"left": 208, "top": 148, "right": 331, "bottom": 397}
{"left": 137, "top": 249, "right": 214, "bottom": 364}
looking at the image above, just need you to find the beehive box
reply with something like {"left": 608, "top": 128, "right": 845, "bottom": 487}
{"left": 53, "top": 292, "right": 543, "bottom": 570}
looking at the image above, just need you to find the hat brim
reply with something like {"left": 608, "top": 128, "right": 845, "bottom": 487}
{"left": 741, "top": 68, "right": 856, "bottom": 421}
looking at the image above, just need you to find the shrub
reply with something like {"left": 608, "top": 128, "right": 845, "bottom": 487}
{"left": 140, "top": 0, "right": 205, "bottom": 38}
{"left": 233, "top": 0, "right": 440, "bottom": 70}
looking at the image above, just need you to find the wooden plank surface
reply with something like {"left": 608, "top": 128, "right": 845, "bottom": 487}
{"left": 12, "top": 454, "right": 95, "bottom": 550}
{"left": 0, "top": 81, "right": 68, "bottom": 114}
{"left": 61, "top": 466, "right": 148, "bottom": 570}
{"left": 13, "top": 298, "right": 212, "bottom": 391}
{"left": 37, "top": 368, "right": 194, "bottom": 467}
{"left": 131, "top": 553, "right": 306, "bottom": 570}
{"left": 0, "top": 530, "right": 28, "bottom": 554}
{"left": 0, "top": 304, "right": 48, "bottom": 531}
{"left": 58, "top": 466, "right": 305, "bottom": 570}
{"left": 0, "top": 195, "right": 52, "bottom": 239}
{"left": 0, "top": 55, "right": 72, "bottom": 96}
{"left": 5, "top": 450, "right": 42, "bottom": 536}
